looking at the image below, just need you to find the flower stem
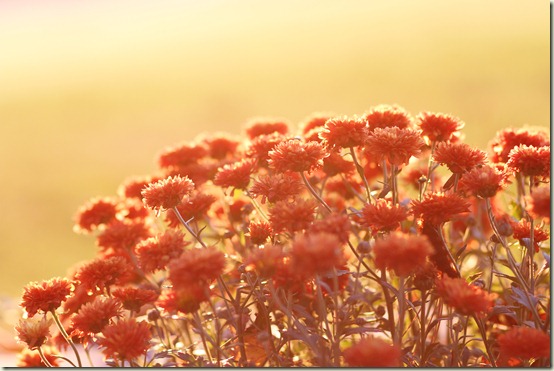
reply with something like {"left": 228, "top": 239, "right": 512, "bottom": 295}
{"left": 50, "top": 310, "right": 82, "bottom": 367}
{"left": 37, "top": 346, "right": 54, "bottom": 367}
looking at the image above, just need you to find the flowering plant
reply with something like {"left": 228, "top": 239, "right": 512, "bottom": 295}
{"left": 15, "top": 105, "right": 550, "bottom": 367}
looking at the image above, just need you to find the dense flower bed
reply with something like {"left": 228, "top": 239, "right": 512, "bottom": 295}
{"left": 15, "top": 105, "right": 550, "bottom": 367}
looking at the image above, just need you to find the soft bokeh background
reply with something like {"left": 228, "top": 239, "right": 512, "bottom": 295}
{"left": 0, "top": 0, "right": 549, "bottom": 360}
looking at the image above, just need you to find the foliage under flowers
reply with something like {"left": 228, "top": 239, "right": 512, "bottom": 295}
{"left": 15, "top": 105, "right": 550, "bottom": 367}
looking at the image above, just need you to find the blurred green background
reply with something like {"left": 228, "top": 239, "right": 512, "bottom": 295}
{"left": 0, "top": 0, "right": 549, "bottom": 298}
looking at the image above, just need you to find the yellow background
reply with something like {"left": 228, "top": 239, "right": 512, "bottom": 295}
{"left": 0, "top": 0, "right": 549, "bottom": 298}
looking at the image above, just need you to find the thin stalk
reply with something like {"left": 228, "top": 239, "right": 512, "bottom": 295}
{"left": 193, "top": 311, "right": 213, "bottom": 364}
{"left": 301, "top": 172, "right": 332, "bottom": 213}
{"left": 390, "top": 164, "right": 398, "bottom": 205}
{"left": 422, "top": 141, "right": 437, "bottom": 195}
{"left": 419, "top": 290, "right": 428, "bottom": 365}
{"left": 349, "top": 147, "right": 372, "bottom": 202}
{"left": 395, "top": 276, "right": 405, "bottom": 347}
{"left": 50, "top": 310, "right": 82, "bottom": 367}
{"left": 473, "top": 315, "right": 497, "bottom": 367}
{"left": 314, "top": 276, "right": 335, "bottom": 365}
{"left": 37, "top": 346, "right": 54, "bottom": 367}
{"left": 380, "top": 270, "right": 396, "bottom": 341}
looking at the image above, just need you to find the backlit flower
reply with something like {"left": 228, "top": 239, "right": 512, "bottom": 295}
{"left": 435, "top": 276, "right": 494, "bottom": 315}
{"left": 458, "top": 164, "right": 509, "bottom": 198}
{"left": 199, "top": 132, "right": 241, "bottom": 160}
{"left": 17, "top": 346, "right": 60, "bottom": 367}
{"left": 213, "top": 158, "right": 257, "bottom": 190}
{"left": 526, "top": 186, "right": 550, "bottom": 221}
{"left": 21, "top": 277, "right": 73, "bottom": 316}
{"left": 135, "top": 229, "right": 188, "bottom": 273}
{"left": 489, "top": 127, "right": 549, "bottom": 164}
{"left": 158, "top": 142, "right": 208, "bottom": 169}
{"left": 300, "top": 112, "right": 335, "bottom": 135}
{"left": 112, "top": 287, "right": 159, "bottom": 312}
{"left": 360, "top": 199, "right": 408, "bottom": 234}
{"left": 141, "top": 175, "right": 195, "bottom": 212}
{"left": 268, "top": 197, "right": 317, "bottom": 233}
{"left": 268, "top": 139, "right": 328, "bottom": 173}
{"left": 74, "top": 256, "right": 132, "bottom": 293}
{"left": 506, "top": 145, "right": 550, "bottom": 179}
{"left": 245, "top": 244, "right": 286, "bottom": 278}
{"left": 319, "top": 115, "right": 368, "bottom": 148}
{"left": 248, "top": 220, "right": 273, "bottom": 245}
{"left": 249, "top": 173, "right": 304, "bottom": 204}
{"left": 168, "top": 247, "right": 226, "bottom": 289}
{"left": 74, "top": 197, "right": 119, "bottom": 233}
{"left": 497, "top": 326, "right": 550, "bottom": 360}
{"left": 156, "top": 285, "right": 210, "bottom": 314}
{"left": 322, "top": 151, "right": 355, "bottom": 177}
{"left": 164, "top": 192, "right": 217, "bottom": 227}
{"left": 433, "top": 142, "right": 487, "bottom": 174}
{"left": 15, "top": 317, "right": 53, "bottom": 349}
{"left": 343, "top": 337, "right": 402, "bottom": 367}
{"left": 245, "top": 118, "right": 290, "bottom": 139}
{"left": 364, "top": 127, "right": 425, "bottom": 166}
{"left": 373, "top": 232, "right": 434, "bottom": 277}
{"left": 308, "top": 212, "right": 352, "bottom": 243}
{"left": 96, "top": 219, "right": 152, "bottom": 252}
{"left": 510, "top": 218, "right": 549, "bottom": 253}
{"left": 411, "top": 192, "right": 470, "bottom": 226}
{"left": 291, "top": 232, "right": 346, "bottom": 276}
{"left": 363, "top": 104, "right": 413, "bottom": 131}
{"left": 246, "top": 133, "right": 287, "bottom": 167}
{"left": 416, "top": 111, "right": 464, "bottom": 143}
{"left": 72, "top": 296, "right": 122, "bottom": 335}
{"left": 117, "top": 175, "right": 162, "bottom": 199}
{"left": 98, "top": 318, "right": 152, "bottom": 361}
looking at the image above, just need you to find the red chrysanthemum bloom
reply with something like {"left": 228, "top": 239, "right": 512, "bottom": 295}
{"left": 416, "top": 111, "right": 464, "bottom": 143}
{"left": 112, "top": 287, "right": 159, "bottom": 312}
{"left": 411, "top": 192, "right": 470, "bottom": 226}
{"left": 163, "top": 159, "right": 219, "bottom": 186}
{"left": 74, "top": 256, "right": 132, "bottom": 293}
{"left": 141, "top": 175, "right": 195, "bottom": 212}
{"left": 213, "top": 158, "right": 257, "bottom": 190}
{"left": 118, "top": 198, "right": 150, "bottom": 220}
{"left": 299, "top": 112, "right": 336, "bottom": 135}
{"left": 433, "top": 142, "right": 487, "bottom": 174}
{"left": 245, "top": 119, "right": 290, "bottom": 139}
{"left": 360, "top": 199, "right": 408, "bottom": 234}
{"left": 268, "top": 139, "right": 328, "bottom": 173}
{"left": 526, "top": 186, "right": 550, "bottom": 221}
{"left": 506, "top": 145, "right": 550, "bottom": 179}
{"left": 343, "top": 337, "right": 402, "bottom": 367}
{"left": 510, "top": 218, "right": 549, "bottom": 253}
{"left": 249, "top": 173, "right": 304, "bottom": 204}
{"left": 97, "top": 318, "right": 151, "bottom": 361}
{"left": 135, "top": 229, "right": 188, "bottom": 273}
{"left": 21, "top": 277, "right": 74, "bottom": 316}
{"left": 15, "top": 317, "right": 53, "bottom": 350}
{"left": 72, "top": 296, "right": 122, "bottom": 335}
{"left": 245, "top": 133, "right": 287, "bottom": 167}
{"left": 199, "top": 132, "right": 241, "bottom": 160}
{"left": 74, "top": 197, "right": 119, "bottom": 233}
{"left": 365, "top": 127, "right": 425, "bottom": 166}
{"left": 435, "top": 276, "right": 494, "bottom": 315}
{"left": 272, "top": 255, "right": 311, "bottom": 292}
{"left": 96, "top": 219, "right": 152, "bottom": 253}
{"left": 156, "top": 285, "right": 210, "bottom": 314}
{"left": 245, "top": 244, "right": 286, "bottom": 279}
{"left": 165, "top": 191, "right": 217, "bottom": 227}
{"left": 489, "top": 127, "right": 549, "bottom": 164}
{"left": 308, "top": 212, "right": 352, "bottom": 243}
{"left": 157, "top": 142, "right": 208, "bottom": 169}
{"left": 17, "top": 346, "right": 60, "bottom": 367}
{"left": 458, "top": 164, "right": 509, "bottom": 198}
{"left": 168, "top": 247, "right": 226, "bottom": 289}
{"left": 363, "top": 104, "right": 413, "bottom": 131}
{"left": 248, "top": 220, "right": 274, "bottom": 245}
{"left": 268, "top": 197, "right": 317, "bottom": 234}
{"left": 291, "top": 232, "right": 346, "bottom": 276}
{"left": 319, "top": 115, "right": 369, "bottom": 148}
{"left": 497, "top": 326, "right": 550, "bottom": 360}
{"left": 373, "top": 232, "right": 434, "bottom": 277}
{"left": 322, "top": 150, "right": 355, "bottom": 177}
{"left": 117, "top": 175, "right": 162, "bottom": 199}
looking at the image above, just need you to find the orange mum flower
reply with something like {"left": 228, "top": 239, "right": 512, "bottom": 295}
{"left": 245, "top": 244, "right": 286, "bottom": 279}
{"left": 526, "top": 186, "right": 550, "bottom": 221}
{"left": 458, "top": 164, "right": 509, "bottom": 198}
{"left": 164, "top": 192, "right": 217, "bottom": 227}
{"left": 268, "top": 197, "right": 317, "bottom": 234}
{"left": 510, "top": 218, "right": 549, "bottom": 253}
{"left": 291, "top": 232, "right": 346, "bottom": 276}
{"left": 157, "top": 142, "right": 208, "bottom": 169}
{"left": 117, "top": 175, "right": 162, "bottom": 199}
{"left": 497, "top": 326, "right": 550, "bottom": 360}
{"left": 248, "top": 220, "right": 274, "bottom": 245}
{"left": 343, "top": 337, "right": 402, "bottom": 367}
{"left": 74, "top": 197, "right": 119, "bottom": 233}
{"left": 213, "top": 158, "right": 257, "bottom": 190}
{"left": 360, "top": 199, "right": 408, "bottom": 234}
{"left": 96, "top": 219, "right": 152, "bottom": 252}
{"left": 363, "top": 104, "right": 413, "bottom": 131}
{"left": 320, "top": 115, "right": 368, "bottom": 148}
{"left": 112, "top": 287, "right": 159, "bottom": 312}
{"left": 17, "top": 346, "right": 60, "bottom": 367}
{"left": 168, "top": 247, "right": 226, "bottom": 289}
{"left": 21, "top": 277, "right": 73, "bottom": 316}
{"left": 98, "top": 318, "right": 151, "bottom": 361}
{"left": 245, "top": 118, "right": 290, "bottom": 139}
{"left": 416, "top": 111, "right": 464, "bottom": 143}
{"left": 135, "top": 229, "right": 188, "bottom": 273}
{"left": 199, "top": 132, "right": 241, "bottom": 160}
{"left": 156, "top": 285, "right": 210, "bottom": 314}
{"left": 365, "top": 127, "right": 425, "bottom": 166}
{"left": 435, "top": 276, "right": 494, "bottom": 315}
{"left": 489, "top": 127, "right": 549, "bottom": 164}
{"left": 507, "top": 145, "right": 550, "bottom": 179}
{"left": 141, "top": 175, "right": 195, "bottom": 212}
{"left": 15, "top": 317, "right": 53, "bottom": 350}
{"left": 72, "top": 296, "right": 122, "bottom": 335}
{"left": 308, "top": 212, "right": 352, "bottom": 243}
{"left": 373, "top": 232, "right": 434, "bottom": 277}
{"left": 246, "top": 133, "right": 287, "bottom": 168}
{"left": 433, "top": 142, "right": 487, "bottom": 174}
{"left": 74, "top": 256, "right": 132, "bottom": 293}
{"left": 411, "top": 192, "right": 470, "bottom": 226}
{"left": 249, "top": 173, "right": 304, "bottom": 204}
{"left": 322, "top": 150, "right": 355, "bottom": 177}
{"left": 268, "top": 139, "right": 328, "bottom": 173}
{"left": 300, "top": 112, "right": 335, "bottom": 135}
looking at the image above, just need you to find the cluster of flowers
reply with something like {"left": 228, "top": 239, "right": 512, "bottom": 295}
{"left": 15, "top": 105, "right": 550, "bottom": 367}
